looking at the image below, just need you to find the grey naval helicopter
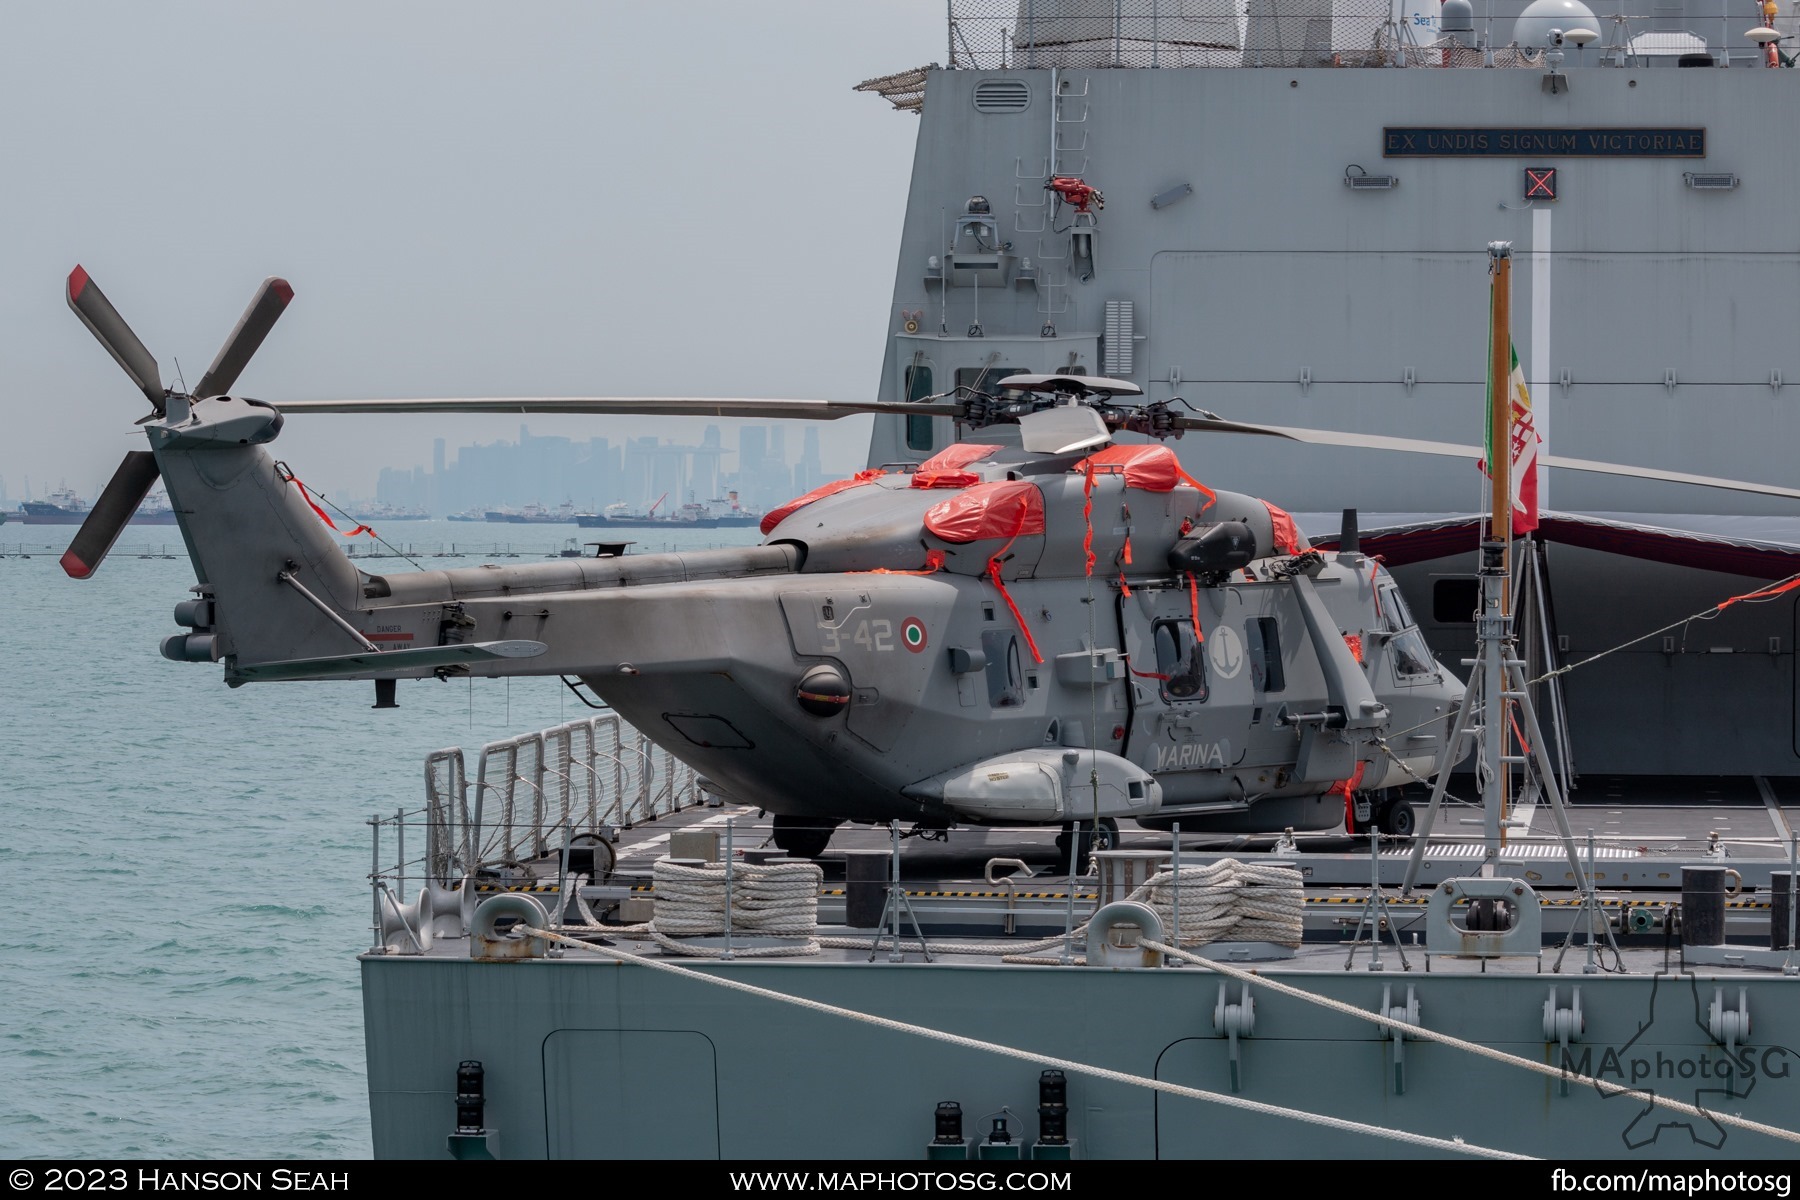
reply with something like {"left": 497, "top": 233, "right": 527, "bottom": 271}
{"left": 62, "top": 266, "right": 1476, "bottom": 861}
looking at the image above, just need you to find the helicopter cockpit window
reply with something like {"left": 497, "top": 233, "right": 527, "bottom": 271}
{"left": 1245, "top": 617, "right": 1286, "bottom": 694}
{"left": 1152, "top": 618, "right": 1208, "bottom": 703}
{"left": 904, "top": 364, "right": 934, "bottom": 452}
{"left": 1377, "top": 581, "right": 1437, "bottom": 678}
{"left": 981, "top": 629, "right": 1025, "bottom": 707}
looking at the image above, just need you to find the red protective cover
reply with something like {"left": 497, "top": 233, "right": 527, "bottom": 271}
{"left": 918, "top": 443, "right": 999, "bottom": 473}
{"left": 761, "top": 470, "right": 884, "bottom": 534}
{"left": 911, "top": 444, "right": 998, "bottom": 490}
{"left": 910, "top": 470, "right": 981, "bottom": 490}
{"left": 924, "top": 480, "right": 1045, "bottom": 544}
{"left": 1264, "top": 500, "right": 1301, "bottom": 555}
{"left": 1075, "top": 444, "right": 1180, "bottom": 492}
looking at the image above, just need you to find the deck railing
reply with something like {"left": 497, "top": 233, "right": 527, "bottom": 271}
{"left": 421, "top": 713, "right": 704, "bottom": 885}
{"left": 941, "top": 0, "right": 1785, "bottom": 70}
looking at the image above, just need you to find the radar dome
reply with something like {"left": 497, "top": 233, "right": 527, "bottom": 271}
{"left": 1513, "top": 0, "right": 1599, "bottom": 46}
{"left": 1395, "top": 0, "right": 1444, "bottom": 37}
{"left": 1441, "top": 0, "right": 1475, "bottom": 34}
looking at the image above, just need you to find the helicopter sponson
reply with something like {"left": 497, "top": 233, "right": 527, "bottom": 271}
{"left": 136, "top": 401, "right": 1461, "bottom": 851}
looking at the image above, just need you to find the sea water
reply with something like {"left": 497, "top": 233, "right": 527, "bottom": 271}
{"left": 0, "top": 522, "right": 761, "bottom": 1158}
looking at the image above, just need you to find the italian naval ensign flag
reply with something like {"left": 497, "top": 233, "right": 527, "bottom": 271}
{"left": 1482, "top": 340, "right": 1541, "bottom": 536}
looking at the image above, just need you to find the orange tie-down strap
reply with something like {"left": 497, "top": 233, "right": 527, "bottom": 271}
{"left": 1332, "top": 761, "right": 1368, "bottom": 833}
{"left": 1082, "top": 460, "right": 1096, "bottom": 578}
{"left": 855, "top": 549, "right": 946, "bottom": 577}
{"left": 985, "top": 494, "right": 1044, "bottom": 664}
{"left": 281, "top": 468, "right": 374, "bottom": 537}
{"left": 1720, "top": 577, "right": 1800, "bottom": 611}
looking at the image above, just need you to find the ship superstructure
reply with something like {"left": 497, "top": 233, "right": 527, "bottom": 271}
{"left": 859, "top": 0, "right": 1800, "bottom": 778}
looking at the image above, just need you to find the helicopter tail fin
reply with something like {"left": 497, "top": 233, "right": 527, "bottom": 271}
{"left": 150, "top": 400, "right": 377, "bottom": 676}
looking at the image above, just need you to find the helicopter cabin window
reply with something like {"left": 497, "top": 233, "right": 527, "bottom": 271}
{"left": 1152, "top": 618, "right": 1208, "bottom": 703}
{"left": 1377, "top": 581, "right": 1437, "bottom": 678}
{"left": 981, "top": 629, "right": 1025, "bottom": 707}
{"left": 1245, "top": 617, "right": 1285, "bottom": 694}
{"left": 904, "top": 364, "right": 934, "bottom": 452}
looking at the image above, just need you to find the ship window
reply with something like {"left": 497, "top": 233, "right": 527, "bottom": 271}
{"left": 904, "top": 364, "right": 934, "bottom": 452}
{"left": 1378, "top": 582, "right": 1436, "bottom": 678}
{"left": 1153, "top": 618, "right": 1209, "bottom": 703}
{"left": 957, "top": 365, "right": 1027, "bottom": 400}
{"left": 1433, "top": 578, "right": 1479, "bottom": 624}
{"left": 1246, "top": 617, "right": 1285, "bottom": 694}
{"left": 982, "top": 629, "right": 1025, "bottom": 707}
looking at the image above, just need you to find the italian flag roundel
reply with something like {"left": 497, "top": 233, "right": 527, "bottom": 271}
{"left": 901, "top": 617, "right": 927, "bottom": 652}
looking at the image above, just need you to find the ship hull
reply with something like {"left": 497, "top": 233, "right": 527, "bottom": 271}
{"left": 19, "top": 508, "right": 180, "bottom": 525}
{"left": 577, "top": 514, "right": 721, "bottom": 529}
{"left": 362, "top": 950, "right": 1800, "bottom": 1159}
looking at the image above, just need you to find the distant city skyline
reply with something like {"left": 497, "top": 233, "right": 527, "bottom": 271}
{"left": 3, "top": 6, "right": 938, "bottom": 504}
{"left": 369, "top": 420, "right": 845, "bottom": 515}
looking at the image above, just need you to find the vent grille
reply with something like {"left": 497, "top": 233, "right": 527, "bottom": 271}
{"left": 972, "top": 79, "right": 1031, "bottom": 114}
{"left": 1104, "top": 300, "right": 1134, "bottom": 376}
{"left": 1684, "top": 172, "right": 1740, "bottom": 190}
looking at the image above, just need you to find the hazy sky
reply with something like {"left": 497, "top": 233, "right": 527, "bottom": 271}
{"left": 0, "top": 3, "right": 944, "bottom": 503}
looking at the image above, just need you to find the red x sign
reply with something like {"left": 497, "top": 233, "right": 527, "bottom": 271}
{"left": 1525, "top": 168, "right": 1558, "bottom": 199}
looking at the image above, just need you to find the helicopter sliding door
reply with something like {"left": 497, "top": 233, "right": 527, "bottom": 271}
{"left": 1118, "top": 577, "right": 1306, "bottom": 812}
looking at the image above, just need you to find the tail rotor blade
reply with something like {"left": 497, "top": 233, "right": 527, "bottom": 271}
{"left": 193, "top": 277, "right": 294, "bottom": 399}
{"left": 67, "top": 266, "right": 163, "bottom": 410}
{"left": 60, "top": 452, "right": 161, "bottom": 580}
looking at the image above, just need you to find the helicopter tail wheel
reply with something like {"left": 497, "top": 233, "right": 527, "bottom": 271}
{"left": 1054, "top": 817, "right": 1118, "bottom": 872}
{"left": 770, "top": 815, "right": 842, "bottom": 860}
{"left": 1377, "top": 798, "right": 1416, "bottom": 837}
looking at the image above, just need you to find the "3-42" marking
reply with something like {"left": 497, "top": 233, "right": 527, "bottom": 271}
{"left": 820, "top": 617, "right": 895, "bottom": 653}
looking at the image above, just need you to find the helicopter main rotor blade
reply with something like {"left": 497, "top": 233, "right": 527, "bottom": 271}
{"left": 1173, "top": 413, "right": 1472, "bottom": 454}
{"left": 193, "top": 277, "right": 294, "bottom": 399}
{"left": 267, "top": 396, "right": 969, "bottom": 420}
{"left": 1539, "top": 455, "right": 1800, "bottom": 502}
{"left": 67, "top": 266, "right": 163, "bottom": 410}
{"left": 60, "top": 451, "right": 161, "bottom": 580}
{"left": 1177, "top": 414, "right": 1800, "bottom": 502}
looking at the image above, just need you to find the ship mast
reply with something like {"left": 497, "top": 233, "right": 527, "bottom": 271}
{"left": 1482, "top": 241, "right": 1513, "bottom": 862}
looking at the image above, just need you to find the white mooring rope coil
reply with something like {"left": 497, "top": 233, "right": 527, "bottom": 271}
{"left": 601, "top": 855, "right": 1299, "bottom": 959}
{"left": 810, "top": 858, "right": 1303, "bottom": 958}
{"left": 1142, "top": 860, "right": 1305, "bottom": 949}
{"left": 648, "top": 858, "right": 824, "bottom": 956}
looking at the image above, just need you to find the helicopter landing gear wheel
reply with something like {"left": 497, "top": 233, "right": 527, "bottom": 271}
{"left": 1377, "top": 798, "right": 1416, "bottom": 837}
{"left": 1054, "top": 817, "right": 1118, "bottom": 871}
{"left": 770, "top": 815, "right": 842, "bottom": 859}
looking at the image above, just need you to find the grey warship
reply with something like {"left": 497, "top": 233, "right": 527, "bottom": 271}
{"left": 351, "top": 3, "right": 1800, "bottom": 1158}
